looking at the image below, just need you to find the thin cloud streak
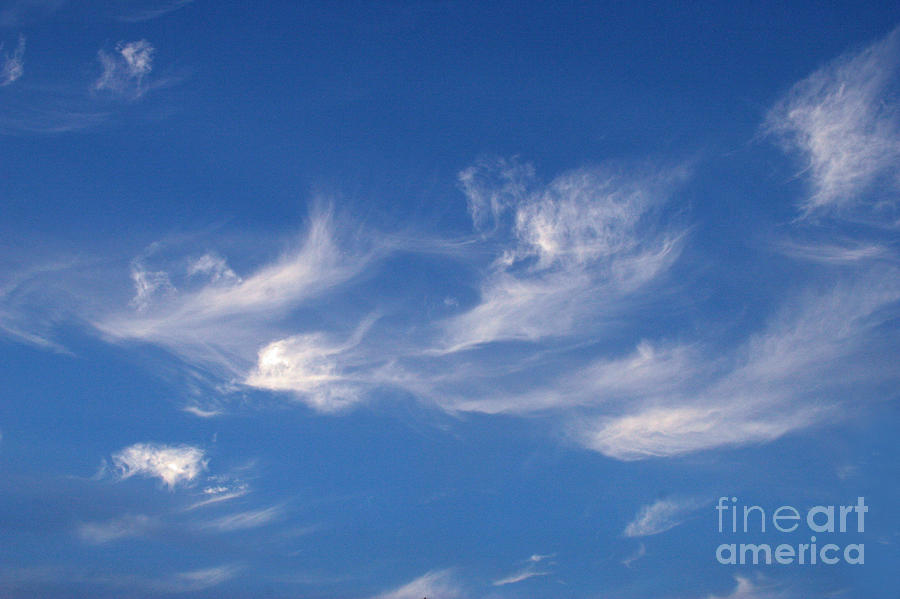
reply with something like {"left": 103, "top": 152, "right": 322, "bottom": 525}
{"left": 114, "top": 0, "right": 194, "bottom": 22}
{"left": 200, "top": 505, "right": 283, "bottom": 532}
{"left": 371, "top": 569, "right": 464, "bottom": 599}
{"left": 777, "top": 239, "right": 893, "bottom": 265}
{"left": 624, "top": 498, "right": 699, "bottom": 537}
{"left": 492, "top": 553, "right": 554, "bottom": 587}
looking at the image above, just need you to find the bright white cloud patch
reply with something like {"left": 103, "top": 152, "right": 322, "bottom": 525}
{"left": 246, "top": 334, "right": 358, "bottom": 411}
{"left": 624, "top": 498, "right": 699, "bottom": 537}
{"left": 766, "top": 27, "right": 900, "bottom": 218}
{"left": 0, "top": 35, "right": 25, "bottom": 86}
{"left": 94, "top": 40, "right": 155, "bottom": 98}
{"left": 111, "top": 443, "right": 207, "bottom": 489}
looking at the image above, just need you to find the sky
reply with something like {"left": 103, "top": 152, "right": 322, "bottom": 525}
{"left": 1, "top": 1, "right": 900, "bottom": 598}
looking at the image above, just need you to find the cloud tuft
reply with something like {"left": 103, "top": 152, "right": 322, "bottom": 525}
{"left": 94, "top": 40, "right": 155, "bottom": 98}
{"left": 111, "top": 442, "right": 207, "bottom": 489}
{"left": 0, "top": 35, "right": 25, "bottom": 86}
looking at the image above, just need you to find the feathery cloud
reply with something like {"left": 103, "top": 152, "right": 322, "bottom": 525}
{"left": 94, "top": 40, "right": 155, "bottom": 98}
{"left": 621, "top": 542, "right": 646, "bottom": 567}
{"left": 184, "top": 483, "right": 249, "bottom": 511}
{"left": 777, "top": 239, "right": 892, "bottom": 265}
{"left": 201, "top": 505, "right": 283, "bottom": 532}
{"left": 111, "top": 442, "right": 207, "bottom": 489}
{"left": 245, "top": 316, "right": 376, "bottom": 412}
{"left": 578, "top": 270, "right": 900, "bottom": 459}
{"left": 443, "top": 157, "right": 686, "bottom": 351}
{"left": 97, "top": 212, "right": 372, "bottom": 384}
{"left": 0, "top": 35, "right": 25, "bottom": 86}
{"left": 624, "top": 498, "right": 699, "bottom": 537}
{"left": 492, "top": 554, "right": 553, "bottom": 586}
{"left": 766, "top": 27, "right": 900, "bottom": 219}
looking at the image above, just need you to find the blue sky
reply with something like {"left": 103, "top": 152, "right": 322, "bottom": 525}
{"left": 1, "top": 1, "right": 900, "bottom": 597}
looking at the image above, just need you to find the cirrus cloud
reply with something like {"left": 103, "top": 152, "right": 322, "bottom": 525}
{"left": 111, "top": 442, "right": 207, "bottom": 489}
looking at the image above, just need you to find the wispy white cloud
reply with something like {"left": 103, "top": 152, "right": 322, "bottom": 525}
{"left": 621, "top": 542, "right": 646, "bottom": 567}
{"left": 578, "top": 271, "right": 900, "bottom": 459}
{"left": 492, "top": 554, "right": 553, "bottom": 586}
{"left": 76, "top": 514, "right": 156, "bottom": 544}
{"left": 187, "top": 252, "right": 240, "bottom": 284}
{"left": 201, "top": 505, "right": 283, "bottom": 532}
{"left": 442, "top": 158, "right": 687, "bottom": 351}
{"left": 245, "top": 316, "right": 376, "bottom": 412}
{"left": 777, "top": 239, "right": 893, "bottom": 265}
{"left": 0, "top": 34, "right": 25, "bottom": 86}
{"left": 624, "top": 498, "right": 699, "bottom": 537}
{"left": 8, "top": 146, "right": 897, "bottom": 465}
{"left": 129, "top": 255, "right": 174, "bottom": 311}
{"left": 182, "top": 404, "right": 224, "bottom": 418}
{"left": 111, "top": 442, "right": 207, "bottom": 489}
{"left": 766, "top": 27, "right": 900, "bottom": 219}
{"left": 184, "top": 485, "right": 249, "bottom": 511}
{"left": 162, "top": 565, "right": 241, "bottom": 592}
{"left": 371, "top": 569, "right": 463, "bottom": 599}
{"left": 0, "top": 256, "right": 81, "bottom": 352}
{"left": 96, "top": 212, "right": 374, "bottom": 386}
{"left": 582, "top": 404, "right": 817, "bottom": 461}
{"left": 93, "top": 40, "right": 156, "bottom": 99}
